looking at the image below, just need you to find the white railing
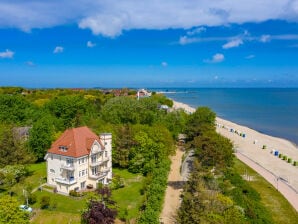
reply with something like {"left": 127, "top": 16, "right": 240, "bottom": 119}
{"left": 61, "top": 163, "right": 75, "bottom": 170}
{"left": 89, "top": 170, "right": 109, "bottom": 179}
{"left": 55, "top": 177, "right": 76, "bottom": 185}
{"left": 90, "top": 158, "right": 109, "bottom": 167}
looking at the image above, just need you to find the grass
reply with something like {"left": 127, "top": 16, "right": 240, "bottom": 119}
{"left": 111, "top": 168, "right": 144, "bottom": 221}
{"left": 31, "top": 191, "right": 86, "bottom": 213}
{"left": 234, "top": 159, "right": 298, "bottom": 224}
{"left": 31, "top": 210, "right": 81, "bottom": 224}
{"left": 10, "top": 162, "right": 47, "bottom": 197}
{"left": 2, "top": 163, "right": 145, "bottom": 223}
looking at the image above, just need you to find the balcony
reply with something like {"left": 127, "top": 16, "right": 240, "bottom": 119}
{"left": 89, "top": 170, "right": 109, "bottom": 179}
{"left": 55, "top": 177, "right": 77, "bottom": 185}
{"left": 61, "top": 163, "right": 75, "bottom": 171}
{"left": 90, "top": 158, "right": 109, "bottom": 167}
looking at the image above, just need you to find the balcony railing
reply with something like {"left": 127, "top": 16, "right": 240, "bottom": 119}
{"left": 90, "top": 158, "right": 109, "bottom": 167}
{"left": 89, "top": 170, "right": 109, "bottom": 179}
{"left": 61, "top": 163, "right": 75, "bottom": 171}
{"left": 55, "top": 177, "right": 77, "bottom": 185}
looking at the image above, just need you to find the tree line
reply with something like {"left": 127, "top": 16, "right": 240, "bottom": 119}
{"left": 178, "top": 108, "right": 274, "bottom": 223}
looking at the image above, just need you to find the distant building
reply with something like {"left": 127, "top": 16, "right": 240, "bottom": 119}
{"left": 45, "top": 126, "right": 112, "bottom": 194}
{"left": 159, "top": 104, "right": 169, "bottom": 110}
{"left": 13, "top": 126, "right": 31, "bottom": 141}
{"left": 137, "top": 89, "right": 152, "bottom": 100}
{"left": 178, "top": 134, "right": 187, "bottom": 145}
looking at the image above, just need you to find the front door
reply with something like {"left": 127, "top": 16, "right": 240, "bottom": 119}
{"left": 81, "top": 181, "right": 86, "bottom": 190}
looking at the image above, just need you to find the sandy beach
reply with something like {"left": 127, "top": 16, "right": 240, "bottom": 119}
{"left": 172, "top": 100, "right": 298, "bottom": 210}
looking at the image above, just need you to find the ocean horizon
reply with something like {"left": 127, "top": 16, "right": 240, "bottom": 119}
{"left": 152, "top": 88, "right": 298, "bottom": 146}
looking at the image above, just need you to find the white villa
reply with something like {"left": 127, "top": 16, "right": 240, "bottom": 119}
{"left": 45, "top": 126, "right": 112, "bottom": 194}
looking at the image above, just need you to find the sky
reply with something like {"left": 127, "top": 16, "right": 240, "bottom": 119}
{"left": 1, "top": 0, "right": 298, "bottom": 88}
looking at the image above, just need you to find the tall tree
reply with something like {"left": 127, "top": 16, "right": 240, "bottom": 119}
{"left": 185, "top": 107, "right": 216, "bottom": 140}
{"left": 0, "top": 125, "right": 34, "bottom": 167}
{"left": 0, "top": 94, "right": 34, "bottom": 124}
{"left": 28, "top": 116, "right": 54, "bottom": 161}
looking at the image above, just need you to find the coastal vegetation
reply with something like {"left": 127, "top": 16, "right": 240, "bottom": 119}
{"left": 178, "top": 107, "right": 275, "bottom": 224}
{"left": 0, "top": 87, "right": 297, "bottom": 223}
{"left": 0, "top": 87, "right": 181, "bottom": 223}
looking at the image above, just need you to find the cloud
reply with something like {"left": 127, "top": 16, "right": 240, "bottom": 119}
{"left": 87, "top": 41, "right": 96, "bottom": 48}
{"left": 26, "top": 61, "right": 35, "bottom": 66}
{"left": 222, "top": 38, "right": 243, "bottom": 49}
{"left": 53, "top": 46, "right": 64, "bottom": 54}
{"left": 260, "top": 35, "right": 271, "bottom": 43}
{"left": 0, "top": 1, "right": 297, "bottom": 37}
{"left": 179, "top": 36, "right": 200, "bottom": 45}
{"left": 0, "top": 49, "right": 14, "bottom": 58}
{"left": 245, "top": 54, "right": 255, "bottom": 59}
{"left": 161, "top": 61, "right": 168, "bottom": 67}
{"left": 187, "top": 27, "right": 206, "bottom": 36}
{"left": 204, "top": 53, "right": 225, "bottom": 63}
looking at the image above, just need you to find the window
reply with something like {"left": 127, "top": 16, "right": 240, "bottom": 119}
{"left": 91, "top": 155, "right": 97, "bottom": 163}
{"left": 82, "top": 170, "right": 85, "bottom": 176}
{"left": 91, "top": 167, "right": 98, "bottom": 175}
{"left": 51, "top": 154, "right": 53, "bottom": 160}
{"left": 59, "top": 146, "right": 68, "bottom": 152}
{"left": 50, "top": 169, "right": 55, "bottom": 173}
{"left": 105, "top": 151, "right": 107, "bottom": 157}
{"left": 79, "top": 171, "right": 81, "bottom": 177}
{"left": 105, "top": 142, "right": 108, "bottom": 145}
{"left": 66, "top": 158, "right": 73, "bottom": 166}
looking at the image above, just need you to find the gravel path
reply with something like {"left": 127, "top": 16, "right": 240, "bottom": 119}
{"left": 160, "top": 147, "right": 185, "bottom": 224}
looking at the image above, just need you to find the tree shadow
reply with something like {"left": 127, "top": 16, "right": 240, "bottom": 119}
{"left": 167, "top": 181, "right": 186, "bottom": 190}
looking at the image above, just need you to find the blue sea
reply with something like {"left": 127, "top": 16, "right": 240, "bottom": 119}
{"left": 153, "top": 88, "right": 298, "bottom": 145}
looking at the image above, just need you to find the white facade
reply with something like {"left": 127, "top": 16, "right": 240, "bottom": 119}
{"left": 46, "top": 133, "right": 112, "bottom": 194}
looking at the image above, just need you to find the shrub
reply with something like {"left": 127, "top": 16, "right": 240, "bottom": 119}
{"left": 262, "top": 145, "right": 266, "bottom": 149}
{"left": 69, "top": 190, "right": 82, "bottom": 197}
{"left": 283, "top": 155, "right": 287, "bottom": 161}
{"left": 288, "top": 158, "right": 292, "bottom": 163}
{"left": 111, "top": 175, "right": 125, "bottom": 190}
{"left": 293, "top": 161, "right": 297, "bottom": 166}
{"left": 279, "top": 154, "right": 282, "bottom": 158}
{"left": 40, "top": 196, "right": 50, "bottom": 209}
{"left": 28, "top": 194, "right": 37, "bottom": 205}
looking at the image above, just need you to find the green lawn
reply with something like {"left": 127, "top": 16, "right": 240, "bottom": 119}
{"left": 111, "top": 168, "right": 144, "bottom": 221}
{"left": 31, "top": 211, "right": 81, "bottom": 224}
{"left": 234, "top": 159, "right": 298, "bottom": 224}
{"left": 31, "top": 191, "right": 86, "bottom": 213}
{"left": 1, "top": 163, "right": 144, "bottom": 223}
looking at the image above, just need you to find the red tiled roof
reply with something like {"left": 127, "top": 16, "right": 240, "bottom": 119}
{"left": 48, "top": 126, "right": 102, "bottom": 158}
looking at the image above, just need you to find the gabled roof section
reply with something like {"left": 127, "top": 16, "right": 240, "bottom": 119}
{"left": 48, "top": 126, "right": 102, "bottom": 158}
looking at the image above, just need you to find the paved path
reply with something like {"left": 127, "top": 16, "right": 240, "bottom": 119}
{"left": 236, "top": 151, "right": 298, "bottom": 211}
{"left": 160, "top": 147, "right": 184, "bottom": 224}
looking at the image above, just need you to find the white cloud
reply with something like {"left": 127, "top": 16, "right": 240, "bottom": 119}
{"left": 187, "top": 27, "right": 206, "bottom": 36}
{"left": 161, "top": 61, "right": 168, "bottom": 67}
{"left": 260, "top": 35, "right": 271, "bottom": 43}
{"left": 0, "top": 49, "right": 14, "bottom": 58}
{"left": 0, "top": 1, "right": 297, "bottom": 37}
{"left": 179, "top": 36, "right": 200, "bottom": 45}
{"left": 26, "top": 61, "right": 35, "bottom": 66}
{"left": 204, "top": 53, "right": 225, "bottom": 63}
{"left": 87, "top": 41, "right": 96, "bottom": 48}
{"left": 53, "top": 46, "right": 64, "bottom": 54}
{"left": 246, "top": 54, "right": 255, "bottom": 59}
{"left": 222, "top": 38, "right": 243, "bottom": 49}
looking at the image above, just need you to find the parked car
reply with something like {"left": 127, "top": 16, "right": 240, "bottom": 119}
{"left": 19, "top": 204, "right": 33, "bottom": 213}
